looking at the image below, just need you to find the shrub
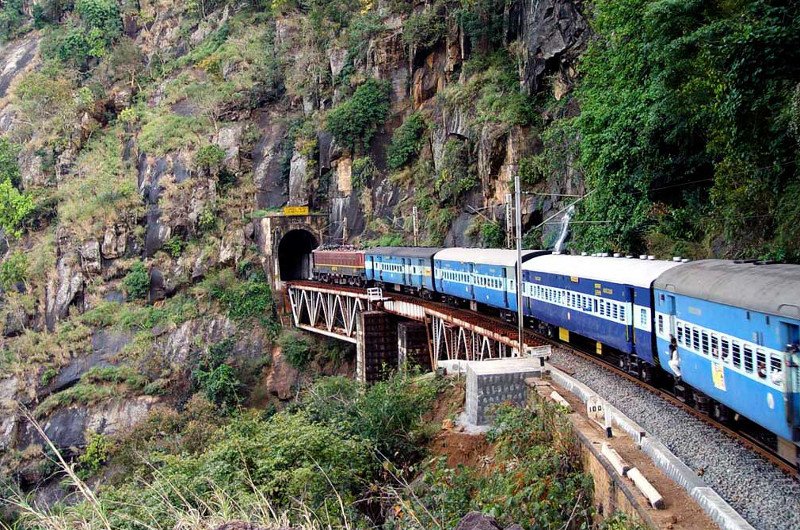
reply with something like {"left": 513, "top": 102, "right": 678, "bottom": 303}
{"left": 0, "top": 138, "right": 21, "bottom": 187}
{"left": 0, "top": 179, "right": 35, "bottom": 239}
{"left": 194, "top": 144, "right": 226, "bottom": 173}
{"left": 207, "top": 270, "right": 279, "bottom": 334}
{"left": 351, "top": 156, "right": 378, "bottom": 189}
{"left": 402, "top": 7, "right": 445, "bottom": 49}
{"left": 387, "top": 112, "right": 427, "bottom": 169}
{"left": 0, "top": 0, "right": 26, "bottom": 42}
{"left": 122, "top": 261, "right": 150, "bottom": 301}
{"left": 193, "top": 338, "right": 242, "bottom": 410}
{"left": 435, "top": 138, "right": 478, "bottom": 203}
{"left": 0, "top": 250, "right": 28, "bottom": 290}
{"left": 326, "top": 79, "right": 390, "bottom": 152}
{"left": 279, "top": 330, "right": 313, "bottom": 369}
{"left": 78, "top": 433, "right": 111, "bottom": 478}
{"left": 162, "top": 236, "right": 184, "bottom": 258}
{"left": 481, "top": 220, "right": 505, "bottom": 248}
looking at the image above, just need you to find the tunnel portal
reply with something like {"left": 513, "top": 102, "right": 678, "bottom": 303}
{"left": 278, "top": 229, "right": 319, "bottom": 281}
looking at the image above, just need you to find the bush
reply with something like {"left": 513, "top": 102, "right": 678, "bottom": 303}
{"left": 279, "top": 330, "right": 313, "bottom": 369}
{"left": 402, "top": 7, "right": 445, "bottom": 49}
{"left": 351, "top": 156, "right": 378, "bottom": 189}
{"left": 326, "top": 78, "right": 391, "bottom": 152}
{"left": 122, "top": 261, "right": 150, "bottom": 301}
{"left": 194, "top": 144, "right": 226, "bottom": 173}
{"left": 387, "top": 112, "right": 427, "bottom": 169}
{"left": 0, "top": 250, "right": 28, "bottom": 290}
{"left": 78, "top": 433, "right": 111, "bottom": 478}
{"left": 162, "top": 236, "right": 184, "bottom": 258}
{"left": 207, "top": 270, "right": 279, "bottom": 334}
{"left": 435, "top": 138, "right": 477, "bottom": 203}
{"left": 481, "top": 220, "right": 505, "bottom": 248}
{"left": 0, "top": 179, "right": 35, "bottom": 239}
{"left": 0, "top": 138, "right": 21, "bottom": 187}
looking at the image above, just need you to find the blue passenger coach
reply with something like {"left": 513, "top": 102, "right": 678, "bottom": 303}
{"left": 522, "top": 255, "right": 681, "bottom": 363}
{"left": 365, "top": 247, "right": 441, "bottom": 294}
{"left": 434, "top": 249, "right": 546, "bottom": 311}
{"left": 654, "top": 260, "right": 800, "bottom": 443}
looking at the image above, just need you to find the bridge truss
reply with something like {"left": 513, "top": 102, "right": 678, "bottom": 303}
{"left": 286, "top": 282, "right": 550, "bottom": 368}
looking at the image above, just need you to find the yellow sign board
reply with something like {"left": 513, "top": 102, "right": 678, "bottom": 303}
{"left": 283, "top": 205, "right": 309, "bottom": 216}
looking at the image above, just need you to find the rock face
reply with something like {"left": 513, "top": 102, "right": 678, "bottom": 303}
{"left": 515, "top": 0, "right": 588, "bottom": 95}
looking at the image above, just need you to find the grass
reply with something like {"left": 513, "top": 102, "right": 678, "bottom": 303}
{"left": 56, "top": 128, "right": 142, "bottom": 238}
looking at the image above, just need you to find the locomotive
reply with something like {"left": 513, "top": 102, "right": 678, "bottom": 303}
{"left": 310, "top": 246, "right": 800, "bottom": 462}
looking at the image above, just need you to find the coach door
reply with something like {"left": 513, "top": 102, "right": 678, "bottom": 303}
{"left": 665, "top": 295, "right": 677, "bottom": 338}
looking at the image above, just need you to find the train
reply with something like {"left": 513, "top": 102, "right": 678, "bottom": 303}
{"left": 310, "top": 246, "right": 800, "bottom": 461}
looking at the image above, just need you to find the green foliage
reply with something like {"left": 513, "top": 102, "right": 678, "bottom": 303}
{"left": 0, "top": 178, "right": 35, "bottom": 239}
{"left": 394, "top": 402, "right": 592, "bottom": 529}
{"left": 194, "top": 339, "right": 242, "bottom": 409}
{"left": 387, "top": 112, "right": 428, "bottom": 169}
{"left": 194, "top": 144, "right": 226, "bottom": 172}
{"left": 39, "top": 367, "right": 58, "bottom": 387}
{"left": 0, "top": 250, "right": 28, "bottom": 290}
{"left": 0, "top": 0, "right": 27, "bottom": 42}
{"left": 122, "top": 262, "right": 150, "bottom": 301}
{"left": 162, "top": 237, "right": 185, "bottom": 259}
{"left": 139, "top": 114, "right": 207, "bottom": 156}
{"left": 303, "top": 372, "right": 441, "bottom": 462}
{"left": 0, "top": 138, "right": 21, "bottom": 188}
{"left": 481, "top": 220, "right": 505, "bottom": 248}
{"left": 435, "top": 138, "right": 477, "bottom": 203}
{"left": 455, "top": 0, "right": 507, "bottom": 49}
{"left": 206, "top": 269, "right": 278, "bottom": 334}
{"left": 574, "top": 0, "right": 800, "bottom": 259}
{"left": 402, "top": 7, "right": 445, "bottom": 49}
{"left": 78, "top": 433, "right": 111, "bottom": 478}
{"left": 279, "top": 329, "right": 313, "bottom": 370}
{"left": 326, "top": 79, "right": 391, "bottom": 152}
{"left": 351, "top": 156, "right": 378, "bottom": 189}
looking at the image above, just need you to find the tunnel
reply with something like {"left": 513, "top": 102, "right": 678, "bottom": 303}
{"left": 278, "top": 229, "right": 319, "bottom": 281}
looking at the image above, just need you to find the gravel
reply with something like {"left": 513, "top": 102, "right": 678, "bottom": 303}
{"left": 550, "top": 348, "right": 800, "bottom": 530}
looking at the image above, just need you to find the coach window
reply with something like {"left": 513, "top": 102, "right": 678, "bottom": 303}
{"left": 744, "top": 346, "right": 754, "bottom": 373}
{"left": 721, "top": 338, "right": 730, "bottom": 361}
{"left": 711, "top": 334, "right": 719, "bottom": 358}
{"left": 756, "top": 350, "right": 767, "bottom": 379}
{"left": 657, "top": 315, "right": 664, "bottom": 334}
{"left": 701, "top": 331, "right": 709, "bottom": 355}
{"left": 595, "top": 300, "right": 599, "bottom": 313}
{"left": 692, "top": 328, "right": 700, "bottom": 351}
{"left": 677, "top": 323, "right": 683, "bottom": 344}
{"left": 640, "top": 309, "right": 647, "bottom": 327}
{"left": 620, "top": 306, "right": 626, "bottom": 322}
{"left": 732, "top": 341, "right": 742, "bottom": 368}
{"left": 770, "top": 354, "right": 783, "bottom": 385}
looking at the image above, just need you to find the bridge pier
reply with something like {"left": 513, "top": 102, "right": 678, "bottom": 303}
{"left": 357, "top": 312, "right": 399, "bottom": 384}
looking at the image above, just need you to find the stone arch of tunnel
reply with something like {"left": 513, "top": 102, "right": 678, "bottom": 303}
{"left": 278, "top": 229, "right": 319, "bottom": 281}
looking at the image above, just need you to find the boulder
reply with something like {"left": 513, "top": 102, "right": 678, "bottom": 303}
{"left": 455, "top": 513, "right": 504, "bottom": 530}
{"left": 216, "top": 124, "right": 243, "bottom": 171}
{"left": 288, "top": 151, "right": 309, "bottom": 206}
{"left": 80, "top": 240, "right": 102, "bottom": 275}
{"left": 159, "top": 317, "right": 237, "bottom": 366}
{"left": 45, "top": 254, "right": 85, "bottom": 330}
{"left": 266, "top": 345, "right": 300, "bottom": 401}
{"left": 101, "top": 224, "right": 128, "bottom": 259}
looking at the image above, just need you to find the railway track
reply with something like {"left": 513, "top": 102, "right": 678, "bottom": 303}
{"left": 287, "top": 280, "right": 797, "bottom": 479}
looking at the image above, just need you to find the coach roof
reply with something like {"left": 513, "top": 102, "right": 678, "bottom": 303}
{"left": 365, "top": 246, "right": 443, "bottom": 259}
{"left": 435, "top": 248, "right": 548, "bottom": 267}
{"left": 654, "top": 260, "right": 800, "bottom": 319}
{"left": 522, "top": 254, "right": 682, "bottom": 289}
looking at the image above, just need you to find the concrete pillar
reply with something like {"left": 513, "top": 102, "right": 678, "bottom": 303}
{"left": 397, "top": 321, "right": 431, "bottom": 372}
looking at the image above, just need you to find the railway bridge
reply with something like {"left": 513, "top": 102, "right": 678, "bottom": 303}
{"left": 285, "top": 281, "right": 551, "bottom": 383}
